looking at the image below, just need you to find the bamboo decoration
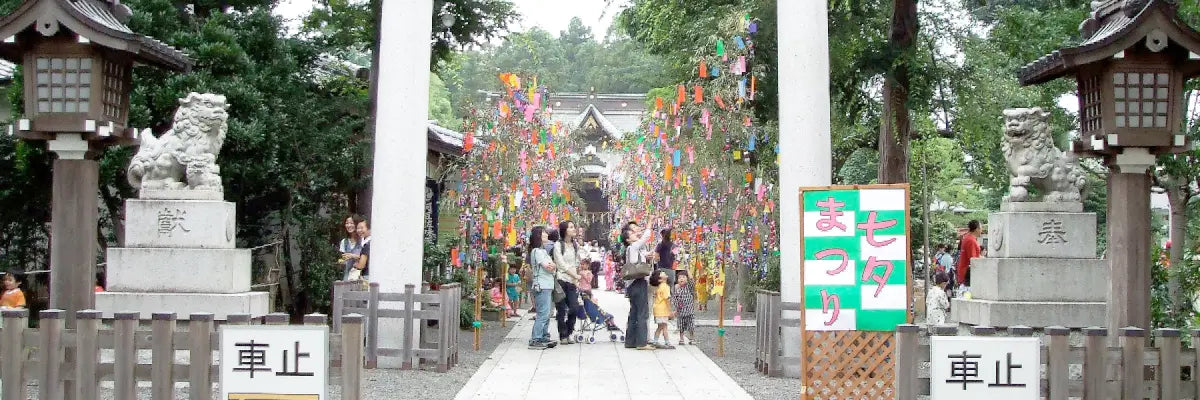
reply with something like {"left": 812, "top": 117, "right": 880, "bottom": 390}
{"left": 474, "top": 265, "right": 483, "bottom": 351}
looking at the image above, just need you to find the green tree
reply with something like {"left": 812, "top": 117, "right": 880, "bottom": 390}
{"left": 303, "top": 0, "right": 519, "bottom": 71}
{"left": 0, "top": 0, "right": 376, "bottom": 316}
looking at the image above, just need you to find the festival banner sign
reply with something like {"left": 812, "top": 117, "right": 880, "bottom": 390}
{"left": 800, "top": 185, "right": 911, "bottom": 331}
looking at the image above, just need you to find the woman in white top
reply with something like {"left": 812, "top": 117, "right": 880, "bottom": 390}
{"left": 337, "top": 215, "right": 363, "bottom": 280}
{"left": 553, "top": 220, "right": 584, "bottom": 344}
{"left": 622, "top": 220, "right": 656, "bottom": 350}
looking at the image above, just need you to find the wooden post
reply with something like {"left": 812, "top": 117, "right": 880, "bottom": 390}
{"left": 1158, "top": 328, "right": 1181, "bottom": 399}
{"left": 368, "top": 283, "right": 382, "bottom": 369}
{"left": 333, "top": 281, "right": 345, "bottom": 333}
{"left": 1192, "top": 330, "right": 1200, "bottom": 399}
{"left": 151, "top": 313, "right": 176, "bottom": 400}
{"left": 754, "top": 291, "right": 764, "bottom": 372}
{"left": 500, "top": 273, "right": 507, "bottom": 328}
{"left": 341, "top": 314, "right": 364, "bottom": 400}
{"left": 1083, "top": 327, "right": 1108, "bottom": 399}
{"left": 113, "top": 312, "right": 138, "bottom": 400}
{"left": 1119, "top": 327, "right": 1145, "bottom": 399}
{"left": 2, "top": 310, "right": 28, "bottom": 400}
{"left": 49, "top": 157, "right": 100, "bottom": 329}
{"left": 38, "top": 310, "right": 64, "bottom": 400}
{"left": 188, "top": 313, "right": 214, "bottom": 400}
{"left": 74, "top": 310, "right": 100, "bottom": 400}
{"left": 305, "top": 313, "right": 327, "bottom": 326}
{"left": 401, "top": 284, "right": 415, "bottom": 369}
{"left": 769, "top": 293, "right": 781, "bottom": 377}
{"left": 1106, "top": 161, "right": 1154, "bottom": 340}
{"left": 437, "top": 287, "right": 449, "bottom": 372}
{"left": 971, "top": 325, "right": 996, "bottom": 336}
{"left": 1045, "top": 326, "right": 1069, "bottom": 400}
{"left": 265, "top": 312, "right": 289, "bottom": 326}
{"left": 894, "top": 324, "right": 919, "bottom": 400}
{"left": 227, "top": 314, "right": 251, "bottom": 326}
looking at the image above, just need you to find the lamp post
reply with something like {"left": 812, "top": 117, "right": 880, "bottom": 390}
{"left": 0, "top": 0, "right": 191, "bottom": 326}
{"left": 1017, "top": 0, "right": 1200, "bottom": 338}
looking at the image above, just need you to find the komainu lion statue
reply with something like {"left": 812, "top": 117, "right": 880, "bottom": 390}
{"left": 1001, "top": 107, "right": 1086, "bottom": 203}
{"left": 127, "top": 92, "right": 229, "bottom": 193}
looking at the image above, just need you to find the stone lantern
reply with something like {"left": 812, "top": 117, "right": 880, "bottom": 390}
{"left": 1018, "top": 0, "right": 1200, "bottom": 336}
{"left": 0, "top": 0, "right": 191, "bottom": 325}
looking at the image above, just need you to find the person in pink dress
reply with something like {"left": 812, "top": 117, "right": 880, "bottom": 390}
{"left": 604, "top": 253, "right": 616, "bottom": 291}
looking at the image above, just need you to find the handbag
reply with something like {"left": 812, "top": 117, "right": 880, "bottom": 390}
{"left": 552, "top": 280, "right": 566, "bottom": 303}
{"left": 622, "top": 261, "right": 652, "bottom": 280}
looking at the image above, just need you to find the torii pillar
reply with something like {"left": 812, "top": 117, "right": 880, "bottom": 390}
{"left": 777, "top": 0, "right": 832, "bottom": 378}
{"left": 371, "top": 0, "right": 432, "bottom": 367}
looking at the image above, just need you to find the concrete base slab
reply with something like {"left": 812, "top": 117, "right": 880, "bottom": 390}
{"left": 106, "top": 247, "right": 251, "bottom": 293}
{"left": 124, "top": 199, "right": 236, "bottom": 248}
{"left": 969, "top": 258, "right": 1107, "bottom": 302}
{"left": 988, "top": 211, "right": 1097, "bottom": 259}
{"left": 95, "top": 291, "right": 269, "bottom": 320}
{"left": 950, "top": 298, "right": 1105, "bottom": 328}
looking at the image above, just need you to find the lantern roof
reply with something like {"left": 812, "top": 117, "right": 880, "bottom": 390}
{"left": 1019, "top": 0, "right": 1200, "bottom": 86}
{"left": 0, "top": 0, "right": 192, "bottom": 71}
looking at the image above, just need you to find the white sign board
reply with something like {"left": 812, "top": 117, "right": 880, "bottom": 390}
{"left": 220, "top": 325, "right": 328, "bottom": 400}
{"left": 930, "top": 336, "right": 1040, "bottom": 399}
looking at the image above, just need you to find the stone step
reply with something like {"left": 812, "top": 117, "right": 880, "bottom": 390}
{"left": 124, "top": 199, "right": 236, "bottom": 249}
{"left": 95, "top": 291, "right": 270, "bottom": 320}
{"left": 106, "top": 247, "right": 251, "bottom": 293}
{"left": 967, "top": 257, "right": 1107, "bottom": 302}
{"left": 950, "top": 298, "right": 1105, "bottom": 328}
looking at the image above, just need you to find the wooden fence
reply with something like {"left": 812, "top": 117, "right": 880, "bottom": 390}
{"left": 332, "top": 281, "right": 461, "bottom": 371}
{"left": 755, "top": 289, "right": 783, "bottom": 377}
{"left": 895, "top": 324, "right": 1200, "bottom": 399}
{"left": 0, "top": 309, "right": 364, "bottom": 400}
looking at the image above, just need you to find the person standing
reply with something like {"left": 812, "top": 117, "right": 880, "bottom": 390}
{"left": 338, "top": 215, "right": 364, "bottom": 281}
{"left": 527, "top": 226, "right": 559, "bottom": 350}
{"left": 956, "top": 220, "right": 983, "bottom": 294}
{"left": 552, "top": 221, "right": 584, "bottom": 345}
{"left": 353, "top": 220, "right": 372, "bottom": 281}
{"left": 655, "top": 228, "right": 676, "bottom": 285}
{"left": 926, "top": 272, "right": 951, "bottom": 324}
{"left": 622, "top": 221, "right": 656, "bottom": 350}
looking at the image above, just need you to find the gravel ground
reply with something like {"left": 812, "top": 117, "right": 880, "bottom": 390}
{"left": 693, "top": 325, "right": 801, "bottom": 400}
{"left": 19, "top": 318, "right": 518, "bottom": 399}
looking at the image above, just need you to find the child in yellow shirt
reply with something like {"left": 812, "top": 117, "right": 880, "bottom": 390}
{"left": 0, "top": 271, "right": 25, "bottom": 310}
{"left": 650, "top": 270, "right": 676, "bottom": 349}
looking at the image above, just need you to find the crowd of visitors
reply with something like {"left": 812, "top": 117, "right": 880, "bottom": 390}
{"left": 333, "top": 212, "right": 716, "bottom": 352}
{"left": 924, "top": 219, "right": 986, "bottom": 324}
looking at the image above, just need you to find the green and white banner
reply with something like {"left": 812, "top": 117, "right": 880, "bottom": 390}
{"left": 801, "top": 186, "right": 910, "bottom": 331}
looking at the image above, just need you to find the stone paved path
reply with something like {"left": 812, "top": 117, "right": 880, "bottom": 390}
{"left": 454, "top": 288, "right": 754, "bottom": 400}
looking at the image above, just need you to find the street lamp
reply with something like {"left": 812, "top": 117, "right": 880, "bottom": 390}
{"left": 0, "top": 0, "right": 191, "bottom": 326}
{"left": 1018, "top": 0, "right": 1200, "bottom": 337}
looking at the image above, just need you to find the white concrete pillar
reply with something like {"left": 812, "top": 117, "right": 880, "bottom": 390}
{"left": 371, "top": 0, "right": 432, "bottom": 368}
{"left": 776, "top": 0, "right": 832, "bottom": 378}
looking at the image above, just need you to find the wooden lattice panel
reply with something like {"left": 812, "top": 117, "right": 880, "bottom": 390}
{"left": 802, "top": 331, "right": 896, "bottom": 400}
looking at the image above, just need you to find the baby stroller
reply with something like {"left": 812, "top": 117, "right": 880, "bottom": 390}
{"left": 574, "top": 291, "right": 625, "bottom": 343}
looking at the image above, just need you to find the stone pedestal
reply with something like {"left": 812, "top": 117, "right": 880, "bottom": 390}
{"left": 951, "top": 202, "right": 1107, "bottom": 328}
{"left": 96, "top": 198, "right": 268, "bottom": 320}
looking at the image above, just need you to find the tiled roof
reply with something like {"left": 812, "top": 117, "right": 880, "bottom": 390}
{"left": 68, "top": 0, "right": 132, "bottom": 34}
{"left": 1017, "top": 0, "right": 1188, "bottom": 85}
{"left": 0, "top": 0, "right": 192, "bottom": 71}
{"left": 428, "top": 121, "right": 463, "bottom": 155}
{"left": 570, "top": 104, "right": 625, "bottom": 141}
